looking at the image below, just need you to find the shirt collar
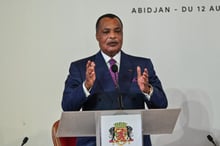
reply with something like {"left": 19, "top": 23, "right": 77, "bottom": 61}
{"left": 101, "top": 51, "right": 121, "bottom": 65}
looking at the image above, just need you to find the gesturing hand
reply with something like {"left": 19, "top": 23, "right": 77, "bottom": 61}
{"left": 85, "top": 60, "right": 96, "bottom": 90}
{"left": 137, "top": 66, "right": 151, "bottom": 94}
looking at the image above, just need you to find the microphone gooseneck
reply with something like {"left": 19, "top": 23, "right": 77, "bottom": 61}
{"left": 110, "top": 64, "right": 123, "bottom": 109}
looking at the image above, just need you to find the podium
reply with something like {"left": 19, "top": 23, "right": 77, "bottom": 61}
{"left": 56, "top": 109, "right": 180, "bottom": 146}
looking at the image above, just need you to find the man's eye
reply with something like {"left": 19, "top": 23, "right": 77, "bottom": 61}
{"left": 115, "top": 29, "right": 121, "bottom": 33}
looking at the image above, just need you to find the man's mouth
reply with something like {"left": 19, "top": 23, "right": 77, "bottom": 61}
{"left": 107, "top": 41, "right": 118, "bottom": 47}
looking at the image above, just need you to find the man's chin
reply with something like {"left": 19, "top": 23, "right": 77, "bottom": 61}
{"left": 109, "top": 49, "right": 121, "bottom": 56}
{"left": 107, "top": 45, "right": 121, "bottom": 50}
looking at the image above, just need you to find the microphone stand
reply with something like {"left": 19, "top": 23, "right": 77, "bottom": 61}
{"left": 115, "top": 81, "right": 124, "bottom": 110}
{"left": 111, "top": 64, "right": 124, "bottom": 109}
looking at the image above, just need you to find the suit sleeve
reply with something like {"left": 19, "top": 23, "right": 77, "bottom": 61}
{"left": 144, "top": 59, "right": 168, "bottom": 109}
{"left": 61, "top": 62, "right": 87, "bottom": 111}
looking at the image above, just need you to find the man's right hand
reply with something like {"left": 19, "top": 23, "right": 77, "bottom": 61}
{"left": 84, "top": 60, "right": 96, "bottom": 90}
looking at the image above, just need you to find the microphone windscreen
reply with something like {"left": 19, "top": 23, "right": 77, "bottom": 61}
{"left": 207, "top": 135, "right": 213, "bottom": 141}
{"left": 111, "top": 64, "right": 118, "bottom": 73}
{"left": 21, "top": 137, "right": 29, "bottom": 146}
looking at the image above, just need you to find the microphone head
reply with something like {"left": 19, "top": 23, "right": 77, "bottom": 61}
{"left": 207, "top": 135, "right": 213, "bottom": 141}
{"left": 207, "top": 134, "right": 217, "bottom": 146}
{"left": 111, "top": 64, "right": 118, "bottom": 73}
{"left": 21, "top": 137, "right": 29, "bottom": 146}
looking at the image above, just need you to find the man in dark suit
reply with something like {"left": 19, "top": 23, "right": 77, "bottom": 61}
{"left": 62, "top": 13, "right": 168, "bottom": 146}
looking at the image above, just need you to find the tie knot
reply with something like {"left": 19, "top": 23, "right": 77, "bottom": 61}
{"left": 109, "top": 58, "right": 116, "bottom": 66}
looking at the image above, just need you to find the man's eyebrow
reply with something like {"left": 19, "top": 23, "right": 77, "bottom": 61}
{"left": 102, "top": 28, "right": 110, "bottom": 31}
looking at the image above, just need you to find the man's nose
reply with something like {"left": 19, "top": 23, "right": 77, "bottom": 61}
{"left": 109, "top": 31, "right": 116, "bottom": 38}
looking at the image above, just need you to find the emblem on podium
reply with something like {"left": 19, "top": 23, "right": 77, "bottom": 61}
{"left": 109, "top": 122, "right": 134, "bottom": 146}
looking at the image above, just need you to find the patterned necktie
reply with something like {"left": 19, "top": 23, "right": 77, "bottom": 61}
{"left": 109, "top": 58, "right": 118, "bottom": 85}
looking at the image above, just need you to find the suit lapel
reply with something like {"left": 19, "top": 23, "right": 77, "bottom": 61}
{"left": 119, "top": 52, "right": 134, "bottom": 92}
{"left": 92, "top": 52, "right": 116, "bottom": 92}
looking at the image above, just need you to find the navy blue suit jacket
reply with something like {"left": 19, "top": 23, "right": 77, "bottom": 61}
{"left": 62, "top": 51, "right": 168, "bottom": 146}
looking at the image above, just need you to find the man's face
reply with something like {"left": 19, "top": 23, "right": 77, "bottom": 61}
{"left": 96, "top": 17, "right": 123, "bottom": 57}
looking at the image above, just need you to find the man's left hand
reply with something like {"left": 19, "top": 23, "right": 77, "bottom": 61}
{"left": 137, "top": 66, "right": 151, "bottom": 94}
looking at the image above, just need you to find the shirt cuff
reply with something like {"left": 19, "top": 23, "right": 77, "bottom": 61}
{"left": 143, "top": 84, "right": 153, "bottom": 100}
{"left": 82, "top": 81, "right": 91, "bottom": 97}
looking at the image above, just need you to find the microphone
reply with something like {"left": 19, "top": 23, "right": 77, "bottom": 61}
{"left": 111, "top": 64, "right": 119, "bottom": 87}
{"left": 21, "top": 137, "right": 29, "bottom": 146}
{"left": 111, "top": 64, "right": 123, "bottom": 109}
{"left": 207, "top": 135, "right": 217, "bottom": 146}
{"left": 111, "top": 64, "right": 118, "bottom": 73}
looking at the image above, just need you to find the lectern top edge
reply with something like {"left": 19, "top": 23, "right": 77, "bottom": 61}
{"left": 56, "top": 108, "right": 181, "bottom": 138}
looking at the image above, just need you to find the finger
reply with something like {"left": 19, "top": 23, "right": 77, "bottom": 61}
{"left": 137, "top": 66, "right": 141, "bottom": 78}
{"left": 144, "top": 68, "right": 148, "bottom": 73}
{"left": 87, "top": 61, "right": 96, "bottom": 76}
{"left": 89, "top": 62, "right": 95, "bottom": 73}
{"left": 86, "top": 60, "right": 91, "bottom": 69}
{"left": 86, "top": 61, "right": 92, "bottom": 76}
{"left": 86, "top": 60, "right": 94, "bottom": 69}
{"left": 87, "top": 61, "right": 95, "bottom": 68}
{"left": 90, "top": 61, "right": 95, "bottom": 68}
{"left": 143, "top": 68, "right": 149, "bottom": 78}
